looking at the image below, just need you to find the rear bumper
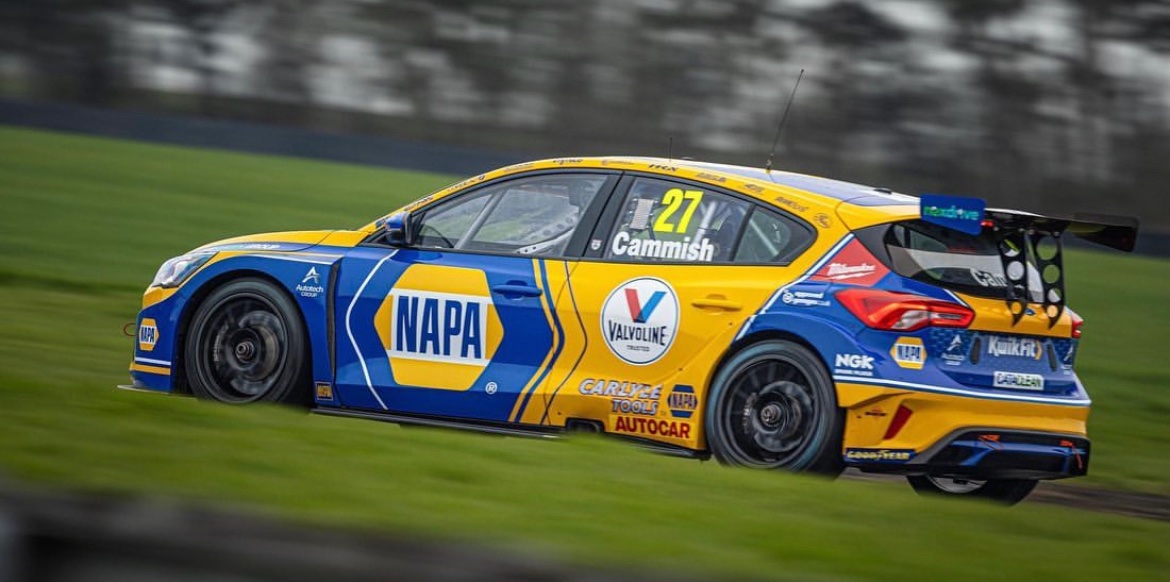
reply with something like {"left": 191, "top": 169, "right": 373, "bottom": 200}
{"left": 850, "top": 429, "right": 1089, "bottom": 480}
{"left": 836, "top": 381, "right": 1090, "bottom": 480}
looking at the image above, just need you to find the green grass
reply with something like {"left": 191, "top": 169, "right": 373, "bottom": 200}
{"left": 1, "top": 125, "right": 1170, "bottom": 580}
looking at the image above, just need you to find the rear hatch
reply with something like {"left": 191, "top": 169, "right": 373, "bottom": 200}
{"left": 851, "top": 216, "right": 1090, "bottom": 398}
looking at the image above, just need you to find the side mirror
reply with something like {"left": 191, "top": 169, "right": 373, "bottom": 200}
{"left": 383, "top": 211, "right": 414, "bottom": 247}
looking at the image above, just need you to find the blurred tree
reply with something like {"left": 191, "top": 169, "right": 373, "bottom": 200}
{"left": 0, "top": 0, "right": 132, "bottom": 104}
{"left": 153, "top": 0, "right": 244, "bottom": 115}
{"left": 253, "top": 0, "right": 324, "bottom": 120}
{"left": 802, "top": 1, "right": 908, "bottom": 177}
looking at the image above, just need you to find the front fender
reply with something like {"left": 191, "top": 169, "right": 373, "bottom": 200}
{"left": 130, "top": 250, "right": 345, "bottom": 396}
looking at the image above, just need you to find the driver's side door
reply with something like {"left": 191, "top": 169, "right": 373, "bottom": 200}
{"left": 331, "top": 171, "right": 617, "bottom": 424}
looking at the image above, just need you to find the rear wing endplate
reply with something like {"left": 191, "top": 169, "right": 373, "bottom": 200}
{"left": 983, "top": 209, "right": 1140, "bottom": 326}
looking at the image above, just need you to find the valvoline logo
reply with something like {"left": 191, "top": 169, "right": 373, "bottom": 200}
{"left": 920, "top": 194, "right": 986, "bottom": 235}
{"left": 601, "top": 278, "right": 679, "bottom": 365}
{"left": 625, "top": 288, "right": 665, "bottom": 323}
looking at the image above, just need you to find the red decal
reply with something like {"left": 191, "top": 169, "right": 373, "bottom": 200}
{"left": 811, "top": 240, "right": 889, "bottom": 286}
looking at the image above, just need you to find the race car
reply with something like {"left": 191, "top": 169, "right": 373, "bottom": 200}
{"left": 123, "top": 156, "right": 1138, "bottom": 504}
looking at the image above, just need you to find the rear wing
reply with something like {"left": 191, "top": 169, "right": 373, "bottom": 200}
{"left": 982, "top": 208, "right": 1140, "bottom": 326}
{"left": 985, "top": 209, "right": 1140, "bottom": 253}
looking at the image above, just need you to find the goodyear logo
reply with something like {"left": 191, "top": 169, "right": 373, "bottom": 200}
{"left": 844, "top": 448, "right": 915, "bottom": 463}
{"left": 138, "top": 318, "right": 158, "bottom": 352}
{"left": 388, "top": 290, "right": 488, "bottom": 364}
{"left": 667, "top": 384, "right": 697, "bottom": 419}
{"left": 890, "top": 337, "right": 925, "bottom": 370}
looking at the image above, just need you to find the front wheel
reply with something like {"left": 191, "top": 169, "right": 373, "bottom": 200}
{"left": 906, "top": 475, "right": 1037, "bottom": 505}
{"left": 705, "top": 339, "right": 844, "bottom": 475}
{"left": 185, "top": 278, "right": 310, "bottom": 405}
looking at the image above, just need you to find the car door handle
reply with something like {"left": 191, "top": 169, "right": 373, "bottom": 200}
{"left": 691, "top": 296, "right": 743, "bottom": 311}
{"left": 492, "top": 284, "right": 543, "bottom": 298}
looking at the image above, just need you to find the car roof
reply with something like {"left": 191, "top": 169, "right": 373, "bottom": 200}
{"left": 621, "top": 157, "right": 920, "bottom": 208}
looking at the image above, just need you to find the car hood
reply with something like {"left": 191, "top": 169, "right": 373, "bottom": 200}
{"left": 193, "top": 230, "right": 338, "bottom": 253}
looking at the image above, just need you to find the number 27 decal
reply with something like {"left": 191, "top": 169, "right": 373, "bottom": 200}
{"left": 654, "top": 189, "right": 704, "bottom": 233}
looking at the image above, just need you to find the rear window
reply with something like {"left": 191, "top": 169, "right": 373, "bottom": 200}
{"left": 862, "top": 220, "right": 1042, "bottom": 301}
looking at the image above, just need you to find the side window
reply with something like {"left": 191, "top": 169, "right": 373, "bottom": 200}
{"left": 605, "top": 178, "right": 748, "bottom": 263}
{"left": 733, "top": 207, "right": 814, "bottom": 264}
{"left": 415, "top": 174, "right": 607, "bottom": 256}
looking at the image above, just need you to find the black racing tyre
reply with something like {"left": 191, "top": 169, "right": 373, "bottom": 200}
{"left": 705, "top": 339, "right": 844, "bottom": 476}
{"left": 185, "top": 277, "right": 310, "bottom": 405}
{"left": 906, "top": 475, "right": 1038, "bottom": 505}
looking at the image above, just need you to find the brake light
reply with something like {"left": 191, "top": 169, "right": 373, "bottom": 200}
{"left": 1069, "top": 309, "right": 1084, "bottom": 339}
{"left": 836, "top": 289, "right": 974, "bottom": 332}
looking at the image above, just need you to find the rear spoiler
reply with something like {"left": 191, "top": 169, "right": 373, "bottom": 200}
{"left": 984, "top": 209, "right": 1140, "bottom": 253}
{"left": 981, "top": 208, "right": 1140, "bottom": 326}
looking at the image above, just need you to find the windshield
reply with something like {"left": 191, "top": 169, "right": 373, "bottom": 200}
{"left": 871, "top": 220, "right": 1043, "bottom": 302}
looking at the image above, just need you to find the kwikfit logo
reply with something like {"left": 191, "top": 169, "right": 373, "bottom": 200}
{"left": 986, "top": 336, "right": 1042, "bottom": 359}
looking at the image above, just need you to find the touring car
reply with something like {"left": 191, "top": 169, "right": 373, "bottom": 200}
{"left": 123, "top": 157, "right": 1138, "bottom": 504}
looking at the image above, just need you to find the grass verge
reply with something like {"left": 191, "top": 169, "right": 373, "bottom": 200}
{"left": 1, "top": 126, "right": 1169, "bottom": 580}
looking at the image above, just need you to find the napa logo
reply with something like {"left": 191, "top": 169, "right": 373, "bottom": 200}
{"left": 890, "top": 337, "right": 925, "bottom": 370}
{"left": 388, "top": 290, "right": 489, "bottom": 365}
{"left": 138, "top": 318, "right": 158, "bottom": 352}
{"left": 667, "top": 384, "right": 697, "bottom": 419}
{"left": 601, "top": 278, "right": 679, "bottom": 365}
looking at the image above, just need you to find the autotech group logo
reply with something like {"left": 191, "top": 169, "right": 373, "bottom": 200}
{"left": 601, "top": 277, "right": 679, "bottom": 365}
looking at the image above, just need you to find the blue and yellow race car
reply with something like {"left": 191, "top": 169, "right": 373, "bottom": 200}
{"left": 124, "top": 157, "right": 1138, "bottom": 504}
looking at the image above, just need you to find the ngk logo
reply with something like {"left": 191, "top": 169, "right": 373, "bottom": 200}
{"left": 835, "top": 354, "right": 875, "bottom": 370}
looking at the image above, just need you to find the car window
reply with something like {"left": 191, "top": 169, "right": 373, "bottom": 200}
{"left": 604, "top": 178, "right": 748, "bottom": 263}
{"left": 415, "top": 174, "right": 607, "bottom": 256}
{"left": 733, "top": 207, "right": 813, "bottom": 264}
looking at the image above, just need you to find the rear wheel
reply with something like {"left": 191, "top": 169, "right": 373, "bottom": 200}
{"left": 185, "top": 278, "right": 310, "bottom": 405}
{"left": 705, "top": 340, "right": 844, "bottom": 475}
{"left": 906, "top": 475, "right": 1037, "bottom": 505}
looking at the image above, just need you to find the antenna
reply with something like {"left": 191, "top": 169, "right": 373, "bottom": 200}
{"left": 764, "top": 68, "right": 804, "bottom": 174}
{"left": 668, "top": 136, "right": 674, "bottom": 163}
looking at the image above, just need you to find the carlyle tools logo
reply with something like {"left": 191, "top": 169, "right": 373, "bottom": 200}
{"left": 600, "top": 277, "right": 679, "bottom": 365}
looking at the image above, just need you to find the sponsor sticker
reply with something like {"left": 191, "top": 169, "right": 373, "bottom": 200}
{"left": 993, "top": 371, "right": 1045, "bottom": 391}
{"left": 600, "top": 278, "right": 679, "bottom": 365}
{"left": 941, "top": 332, "right": 966, "bottom": 366}
{"left": 612, "top": 416, "right": 692, "bottom": 439}
{"left": 891, "top": 337, "right": 926, "bottom": 370}
{"left": 810, "top": 240, "right": 889, "bottom": 286}
{"left": 667, "top": 384, "right": 697, "bottom": 419}
{"left": 315, "top": 382, "right": 334, "bottom": 400}
{"left": 834, "top": 353, "right": 875, "bottom": 377}
{"left": 297, "top": 266, "right": 325, "bottom": 298}
{"left": 579, "top": 378, "right": 662, "bottom": 416}
{"left": 919, "top": 194, "right": 986, "bottom": 235}
{"left": 773, "top": 196, "right": 809, "bottom": 213}
{"left": 138, "top": 318, "right": 158, "bottom": 352}
{"left": 780, "top": 289, "right": 830, "bottom": 307}
{"left": 986, "top": 335, "right": 1043, "bottom": 360}
{"left": 844, "top": 448, "right": 915, "bottom": 463}
{"left": 388, "top": 289, "right": 489, "bottom": 365}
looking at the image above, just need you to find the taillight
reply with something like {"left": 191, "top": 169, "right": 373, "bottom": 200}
{"left": 1069, "top": 309, "right": 1084, "bottom": 339}
{"left": 836, "top": 288, "right": 974, "bottom": 332}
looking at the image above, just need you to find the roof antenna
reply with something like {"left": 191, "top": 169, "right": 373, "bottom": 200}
{"left": 764, "top": 68, "right": 804, "bottom": 176}
{"left": 668, "top": 136, "right": 674, "bottom": 163}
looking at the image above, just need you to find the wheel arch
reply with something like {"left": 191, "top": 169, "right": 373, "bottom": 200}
{"left": 173, "top": 268, "right": 311, "bottom": 395}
